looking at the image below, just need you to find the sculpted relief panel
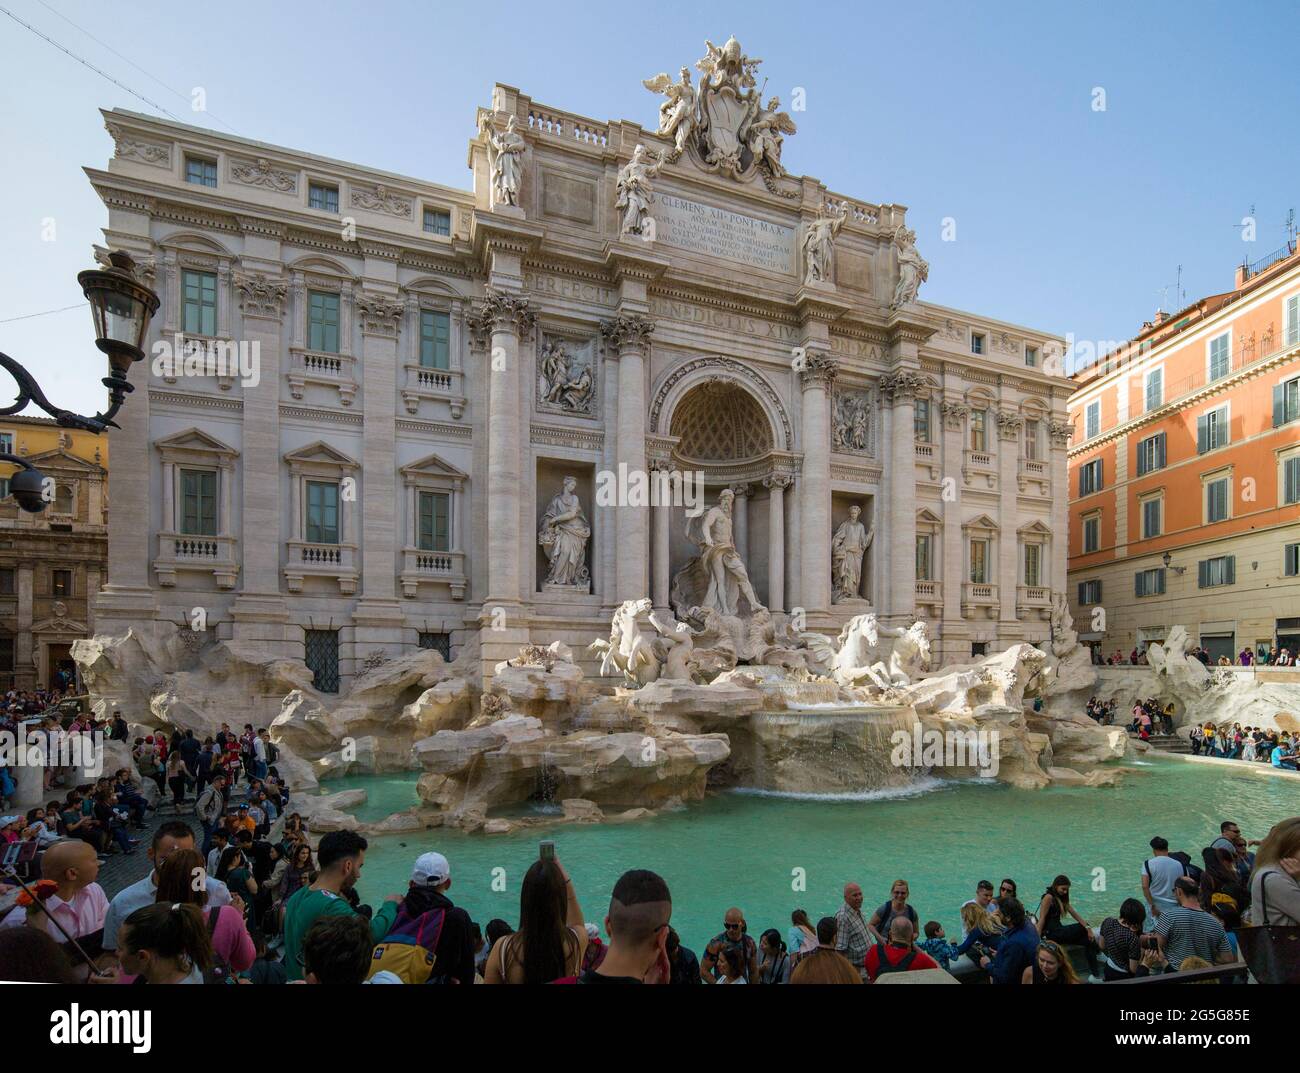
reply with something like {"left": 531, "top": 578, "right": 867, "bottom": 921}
{"left": 537, "top": 335, "right": 596, "bottom": 417}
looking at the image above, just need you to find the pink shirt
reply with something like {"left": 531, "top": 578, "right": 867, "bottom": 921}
{"left": 1, "top": 882, "right": 109, "bottom": 939}
{"left": 115, "top": 905, "right": 255, "bottom": 983}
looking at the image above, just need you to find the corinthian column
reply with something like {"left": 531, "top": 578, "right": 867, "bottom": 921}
{"left": 764, "top": 474, "right": 791, "bottom": 613}
{"left": 731, "top": 484, "right": 750, "bottom": 561}
{"left": 798, "top": 351, "right": 837, "bottom": 614}
{"left": 652, "top": 462, "right": 673, "bottom": 611}
{"left": 881, "top": 369, "right": 923, "bottom": 622}
{"left": 470, "top": 289, "right": 536, "bottom": 606}
{"left": 601, "top": 313, "right": 654, "bottom": 602}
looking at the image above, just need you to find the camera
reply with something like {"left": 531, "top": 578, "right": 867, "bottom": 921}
{"left": 8, "top": 467, "right": 47, "bottom": 513}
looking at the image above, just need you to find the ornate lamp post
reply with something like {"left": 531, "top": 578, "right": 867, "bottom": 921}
{"left": 1, "top": 250, "right": 159, "bottom": 512}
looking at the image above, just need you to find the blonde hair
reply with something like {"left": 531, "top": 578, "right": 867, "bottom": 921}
{"left": 1254, "top": 817, "right": 1300, "bottom": 872}
{"left": 960, "top": 901, "right": 1004, "bottom": 936}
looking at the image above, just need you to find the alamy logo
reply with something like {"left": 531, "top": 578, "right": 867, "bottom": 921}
{"left": 0, "top": 729, "right": 103, "bottom": 776}
{"left": 890, "top": 725, "right": 1000, "bottom": 778}
{"left": 49, "top": 1005, "right": 151, "bottom": 1053}
{"left": 151, "top": 333, "right": 261, "bottom": 386}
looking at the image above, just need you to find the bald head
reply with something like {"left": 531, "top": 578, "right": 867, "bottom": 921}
{"left": 889, "top": 916, "right": 915, "bottom": 944}
{"left": 843, "top": 883, "right": 863, "bottom": 910}
{"left": 42, "top": 840, "right": 99, "bottom": 890}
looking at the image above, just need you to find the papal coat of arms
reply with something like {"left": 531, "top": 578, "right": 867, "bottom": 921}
{"left": 643, "top": 36, "right": 797, "bottom": 183}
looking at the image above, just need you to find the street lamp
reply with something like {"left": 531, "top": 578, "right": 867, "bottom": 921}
{"left": 0, "top": 250, "right": 159, "bottom": 512}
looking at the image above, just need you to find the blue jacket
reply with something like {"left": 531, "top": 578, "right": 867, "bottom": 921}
{"left": 989, "top": 922, "right": 1038, "bottom": 985}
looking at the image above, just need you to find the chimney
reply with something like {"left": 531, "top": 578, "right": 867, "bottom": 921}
{"left": 1235, "top": 263, "right": 1249, "bottom": 289}
{"left": 1152, "top": 309, "right": 1169, "bottom": 326}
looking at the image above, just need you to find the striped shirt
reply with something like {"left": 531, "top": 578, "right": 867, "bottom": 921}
{"left": 835, "top": 904, "right": 871, "bottom": 968}
{"left": 1152, "top": 905, "right": 1231, "bottom": 970}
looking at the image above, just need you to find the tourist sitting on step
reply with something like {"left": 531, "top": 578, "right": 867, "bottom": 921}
{"left": 1035, "top": 875, "right": 1101, "bottom": 980}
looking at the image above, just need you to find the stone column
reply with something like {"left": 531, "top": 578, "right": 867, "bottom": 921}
{"left": 652, "top": 463, "right": 673, "bottom": 611}
{"left": 161, "top": 461, "right": 175, "bottom": 532}
{"left": 881, "top": 370, "right": 922, "bottom": 623}
{"left": 731, "top": 484, "right": 750, "bottom": 562}
{"left": 601, "top": 314, "right": 655, "bottom": 602}
{"left": 764, "top": 475, "right": 790, "bottom": 613}
{"left": 940, "top": 398, "right": 968, "bottom": 662}
{"left": 798, "top": 352, "right": 837, "bottom": 615}
{"left": 1049, "top": 417, "right": 1072, "bottom": 595}
{"left": 16, "top": 563, "right": 34, "bottom": 690}
{"left": 996, "top": 409, "right": 1022, "bottom": 634}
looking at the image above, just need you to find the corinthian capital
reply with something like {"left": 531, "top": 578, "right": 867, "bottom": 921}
{"left": 1048, "top": 419, "right": 1073, "bottom": 445}
{"left": 232, "top": 271, "right": 288, "bottom": 319}
{"left": 467, "top": 288, "right": 536, "bottom": 343}
{"left": 763, "top": 473, "right": 793, "bottom": 491}
{"left": 355, "top": 290, "right": 405, "bottom": 335}
{"left": 600, "top": 313, "right": 655, "bottom": 350}
{"left": 995, "top": 410, "right": 1024, "bottom": 440}
{"left": 797, "top": 349, "right": 838, "bottom": 390}
{"left": 878, "top": 369, "right": 924, "bottom": 401}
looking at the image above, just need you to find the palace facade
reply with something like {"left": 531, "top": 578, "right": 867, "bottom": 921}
{"left": 88, "top": 39, "right": 1072, "bottom": 690}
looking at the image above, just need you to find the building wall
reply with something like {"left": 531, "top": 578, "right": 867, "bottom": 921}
{"left": 1067, "top": 253, "right": 1300, "bottom": 657}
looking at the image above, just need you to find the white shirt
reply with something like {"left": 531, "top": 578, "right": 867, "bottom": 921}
{"left": 101, "top": 871, "right": 230, "bottom": 951}
{"left": 1142, "top": 855, "right": 1185, "bottom": 902}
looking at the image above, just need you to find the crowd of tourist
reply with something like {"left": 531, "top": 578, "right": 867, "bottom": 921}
{"left": 1188, "top": 724, "right": 1299, "bottom": 768}
{"left": 1091, "top": 643, "right": 1298, "bottom": 668}
{"left": 3, "top": 783, "right": 1299, "bottom": 984}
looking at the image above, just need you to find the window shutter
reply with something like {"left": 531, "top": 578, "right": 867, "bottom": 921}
{"left": 1277, "top": 384, "right": 1288, "bottom": 428}
{"left": 1226, "top": 556, "right": 1235, "bottom": 585}
{"left": 1198, "top": 560, "right": 1208, "bottom": 588}
{"left": 1097, "top": 458, "right": 1103, "bottom": 488}
{"left": 1197, "top": 413, "right": 1207, "bottom": 453}
{"left": 1156, "top": 432, "right": 1166, "bottom": 468}
{"left": 1077, "top": 581, "right": 1086, "bottom": 603}
{"left": 1157, "top": 569, "right": 1165, "bottom": 594}
{"left": 1078, "top": 467, "right": 1085, "bottom": 496}
{"left": 1135, "top": 572, "right": 1142, "bottom": 597}
{"left": 1286, "top": 457, "right": 1300, "bottom": 505}
{"left": 1288, "top": 295, "right": 1299, "bottom": 346}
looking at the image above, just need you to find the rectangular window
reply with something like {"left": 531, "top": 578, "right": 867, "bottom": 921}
{"left": 1287, "top": 295, "right": 1299, "bottom": 347}
{"left": 1275, "top": 377, "right": 1300, "bottom": 427}
{"left": 0, "top": 637, "right": 13, "bottom": 674}
{"left": 915, "top": 534, "right": 932, "bottom": 581}
{"left": 417, "top": 491, "right": 451, "bottom": 552}
{"left": 185, "top": 156, "right": 217, "bottom": 187}
{"left": 969, "top": 540, "right": 988, "bottom": 583}
{"left": 1085, "top": 400, "right": 1100, "bottom": 439}
{"left": 969, "top": 409, "right": 987, "bottom": 452}
{"left": 1283, "top": 455, "right": 1300, "bottom": 506}
{"left": 1024, "top": 345, "right": 1038, "bottom": 368}
{"left": 1079, "top": 458, "right": 1103, "bottom": 496}
{"left": 1208, "top": 332, "right": 1230, "bottom": 382}
{"left": 52, "top": 570, "right": 72, "bottom": 598}
{"left": 1083, "top": 515, "right": 1100, "bottom": 554}
{"left": 1023, "top": 419, "right": 1040, "bottom": 460}
{"left": 304, "top": 630, "right": 340, "bottom": 694}
{"left": 1205, "top": 477, "right": 1230, "bottom": 523}
{"left": 308, "top": 182, "right": 339, "bottom": 213}
{"left": 1144, "top": 367, "right": 1163, "bottom": 411}
{"left": 1285, "top": 542, "right": 1300, "bottom": 577}
{"left": 1024, "top": 544, "right": 1041, "bottom": 587}
{"left": 1198, "top": 555, "right": 1236, "bottom": 588}
{"left": 305, "top": 480, "right": 340, "bottom": 544}
{"left": 423, "top": 208, "right": 451, "bottom": 236}
{"left": 914, "top": 399, "right": 931, "bottom": 442}
{"left": 1077, "top": 579, "right": 1102, "bottom": 604}
{"left": 1197, "top": 405, "right": 1229, "bottom": 453}
{"left": 971, "top": 332, "right": 985, "bottom": 355}
{"left": 419, "top": 310, "right": 451, "bottom": 370}
{"left": 0, "top": 478, "right": 9, "bottom": 500}
{"left": 179, "top": 469, "right": 217, "bottom": 536}
{"left": 0, "top": 432, "right": 12, "bottom": 453}
{"left": 181, "top": 270, "right": 218, "bottom": 337}
{"left": 308, "top": 291, "right": 341, "bottom": 353}
{"left": 1141, "top": 496, "right": 1162, "bottom": 539}
{"left": 417, "top": 631, "right": 452, "bottom": 659}
{"left": 1135, "top": 567, "right": 1166, "bottom": 597}
{"left": 1136, "top": 432, "right": 1166, "bottom": 476}
{"left": 0, "top": 568, "right": 14, "bottom": 594}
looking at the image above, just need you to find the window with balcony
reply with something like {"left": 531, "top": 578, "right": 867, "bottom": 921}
{"left": 1024, "top": 543, "right": 1041, "bottom": 587}
{"left": 181, "top": 269, "right": 217, "bottom": 337}
{"left": 309, "top": 182, "right": 339, "bottom": 213}
{"left": 419, "top": 310, "right": 451, "bottom": 370}
{"left": 914, "top": 399, "right": 931, "bottom": 443}
{"left": 423, "top": 208, "right": 451, "bottom": 236}
{"left": 1207, "top": 332, "right": 1230, "bottom": 382}
{"left": 305, "top": 480, "right": 340, "bottom": 544}
{"left": 1022, "top": 419, "right": 1040, "bottom": 460}
{"left": 1136, "top": 432, "right": 1166, "bottom": 476}
{"left": 1141, "top": 495, "right": 1162, "bottom": 539}
{"left": 154, "top": 428, "right": 239, "bottom": 590}
{"left": 969, "top": 409, "right": 987, "bottom": 452}
{"left": 308, "top": 291, "right": 341, "bottom": 354}
{"left": 399, "top": 452, "right": 468, "bottom": 600}
{"left": 417, "top": 490, "right": 451, "bottom": 552}
{"left": 180, "top": 469, "right": 218, "bottom": 536}
{"left": 185, "top": 156, "right": 217, "bottom": 187}
{"left": 916, "top": 534, "right": 932, "bottom": 581}
{"left": 969, "top": 539, "right": 988, "bottom": 584}
{"left": 1197, "top": 404, "right": 1229, "bottom": 454}
{"left": 1135, "top": 567, "right": 1166, "bottom": 596}
{"left": 1198, "top": 555, "right": 1235, "bottom": 589}
{"left": 1204, "top": 475, "right": 1230, "bottom": 524}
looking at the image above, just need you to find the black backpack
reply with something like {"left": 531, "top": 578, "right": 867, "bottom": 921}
{"left": 873, "top": 940, "right": 918, "bottom": 976}
{"left": 203, "top": 907, "right": 233, "bottom": 984}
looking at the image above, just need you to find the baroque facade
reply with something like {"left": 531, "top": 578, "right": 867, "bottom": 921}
{"left": 0, "top": 416, "right": 109, "bottom": 691}
{"left": 89, "top": 37, "right": 1071, "bottom": 690}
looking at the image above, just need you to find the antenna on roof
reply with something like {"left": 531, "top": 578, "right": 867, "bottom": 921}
{"left": 1286, "top": 208, "right": 1296, "bottom": 248}
{"left": 1176, "top": 264, "right": 1184, "bottom": 309}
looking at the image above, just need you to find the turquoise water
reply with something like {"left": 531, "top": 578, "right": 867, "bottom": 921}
{"left": 322, "top": 759, "right": 1300, "bottom": 956}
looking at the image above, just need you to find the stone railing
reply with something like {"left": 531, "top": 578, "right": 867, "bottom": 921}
{"left": 287, "top": 348, "right": 357, "bottom": 406}
{"left": 400, "top": 363, "right": 467, "bottom": 418}
{"left": 399, "top": 547, "right": 467, "bottom": 600}
{"left": 915, "top": 579, "right": 942, "bottom": 608}
{"left": 153, "top": 532, "right": 239, "bottom": 590}
{"left": 525, "top": 105, "right": 608, "bottom": 147}
{"left": 915, "top": 441, "right": 935, "bottom": 460}
{"left": 965, "top": 449, "right": 994, "bottom": 470}
{"left": 1016, "top": 584, "right": 1051, "bottom": 616}
{"left": 962, "top": 582, "right": 999, "bottom": 618}
{"left": 285, "top": 540, "right": 358, "bottom": 594}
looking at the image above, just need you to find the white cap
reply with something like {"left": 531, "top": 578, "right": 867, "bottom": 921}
{"left": 411, "top": 851, "right": 450, "bottom": 886}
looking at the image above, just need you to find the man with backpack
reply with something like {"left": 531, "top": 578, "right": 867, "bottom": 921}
{"left": 196, "top": 773, "right": 227, "bottom": 858}
{"left": 1141, "top": 836, "right": 1186, "bottom": 924}
{"left": 366, "top": 851, "right": 476, "bottom": 984}
{"left": 863, "top": 916, "right": 940, "bottom": 980}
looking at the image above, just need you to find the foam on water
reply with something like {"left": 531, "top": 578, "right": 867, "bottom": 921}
{"left": 728, "top": 775, "right": 950, "bottom": 802}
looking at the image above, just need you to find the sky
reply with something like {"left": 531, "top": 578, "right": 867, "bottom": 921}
{"left": 1, "top": 0, "right": 1298, "bottom": 418}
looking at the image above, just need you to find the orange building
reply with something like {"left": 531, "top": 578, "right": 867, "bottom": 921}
{"left": 1066, "top": 244, "right": 1300, "bottom": 662}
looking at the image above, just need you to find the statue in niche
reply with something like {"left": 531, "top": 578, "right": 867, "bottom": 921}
{"left": 642, "top": 67, "right": 698, "bottom": 160}
{"left": 803, "top": 200, "right": 849, "bottom": 284}
{"left": 832, "top": 391, "right": 871, "bottom": 453}
{"left": 616, "top": 144, "right": 665, "bottom": 238}
{"left": 831, "top": 504, "right": 873, "bottom": 604}
{"left": 890, "top": 225, "right": 929, "bottom": 308}
{"left": 538, "top": 476, "right": 591, "bottom": 586}
{"left": 671, "top": 488, "right": 764, "bottom": 618}
{"left": 479, "top": 114, "right": 526, "bottom": 208}
{"left": 538, "top": 338, "right": 595, "bottom": 413}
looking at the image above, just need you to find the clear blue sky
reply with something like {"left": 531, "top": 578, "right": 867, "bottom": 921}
{"left": 2, "top": 0, "right": 1297, "bottom": 415}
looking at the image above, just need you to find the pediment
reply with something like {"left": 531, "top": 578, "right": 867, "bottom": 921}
{"left": 1017, "top": 519, "right": 1053, "bottom": 536}
{"left": 399, "top": 452, "right": 469, "bottom": 480}
{"left": 31, "top": 616, "right": 89, "bottom": 635}
{"left": 155, "top": 427, "right": 239, "bottom": 457}
{"left": 916, "top": 507, "right": 942, "bottom": 525}
{"left": 23, "top": 448, "right": 105, "bottom": 473}
{"left": 962, "top": 513, "right": 1000, "bottom": 532}
{"left": 283, "top": 440, "right": 359, "bottom": 469}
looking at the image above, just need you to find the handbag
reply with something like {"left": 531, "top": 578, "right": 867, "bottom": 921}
{"left": 1236, "top": 869, "right": 1300, "bottom": 984}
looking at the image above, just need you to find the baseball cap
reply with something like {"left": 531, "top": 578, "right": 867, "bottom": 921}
{"left": 0, "top": 815, "right": 20, "bottom": 827}
{"left": 411, "top": 851, "right": 450, "bottom": 886}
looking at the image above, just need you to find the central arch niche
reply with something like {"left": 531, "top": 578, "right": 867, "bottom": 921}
{"left": 669, "top": 379, "right": 774, "bottom": 463}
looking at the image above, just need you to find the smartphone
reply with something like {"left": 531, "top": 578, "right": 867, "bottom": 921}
{"left": 539, "top": 840, "right": 555, "bottom": 862}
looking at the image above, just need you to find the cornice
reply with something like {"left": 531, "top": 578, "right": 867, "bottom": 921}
{"left": 280, "top": 405, "right": 362, "bottom": 426}
{"left": 148, "top": 390, "right": 243, "bottom": 412}
{"left": 395, "top": 418, "right": 474, "bottom": 440}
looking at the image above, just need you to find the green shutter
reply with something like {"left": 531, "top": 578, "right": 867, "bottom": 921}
{"left": 1197, "top": 414, "right": 1208, "bottom": 454}
{"left": 1225, "top": 556, "right": 1235, "bottom": 585}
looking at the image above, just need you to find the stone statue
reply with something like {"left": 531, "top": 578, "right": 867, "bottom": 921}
{"left": 538, "top": 339, "right": 594, "bottom": 413}
{"left": 832, "top": 391, "right": 871, "bottom": 453}
{"left": 616, "top": 145, "right": 665, "bottom": 238}
{"left": 479, "top": 114, "right": 526, "bottom": 208}
{"left": 671, "top": 489, "right": 764, "bottom": 618}
{"left": 642, "top": 67, "right": 698, "bottom": 159}
{"left": 538, "top": 477, "right": 590, "bottom": 586}
{"left": 589, "top": 598, "right": 660, "bottom": 686}
{"left": 803, "top": 200, "right": 848, "bottom": 284}
{"left": 890, "top": 225, "right": 929, "bottom": 308}
{"left": 695, "top": 36, "right": 762, "bottom": 176}
{"left": 743, "top": 96, "right": 796, "bottom": 176}
{"left": 800, "top": 613, "right": 931, "bottom": 691}
{"left": 831, "top": 505, "right": 873, "bottom": 603}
